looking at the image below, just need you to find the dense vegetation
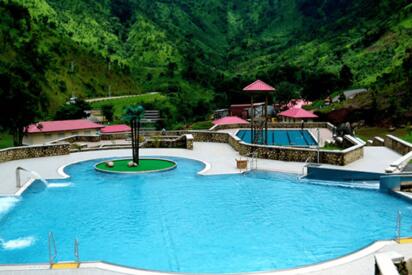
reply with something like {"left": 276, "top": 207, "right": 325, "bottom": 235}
{"left": 1, "top": 0, "right": 412, "bottom": 144}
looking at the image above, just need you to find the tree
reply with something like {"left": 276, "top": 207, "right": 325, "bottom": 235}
{"left": 0, "top": 2, "right": 49, "bottom": 146}
{"left": 54, "top": 99, "right": 91, "bottom": 120}
{"left": 275, "top": 82, "right": 301, "bottom": 103}
{"left": 339, "top": 64, "right": 353, "bottom": 88}
{"left": 122, "top": 105, "right": 145, "bottom": 164}
{"left": 101, "top": 104, "right": 114, "bottom": 122}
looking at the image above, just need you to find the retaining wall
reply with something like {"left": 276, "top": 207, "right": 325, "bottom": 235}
{"left": 0, "top": 143, "right": 70, "bottom": 163}
{"left": 384, "top": 135, "right": 412, "bottom": 155}
{"left": 189, "top": 131, "right": 363, "bottom": 166}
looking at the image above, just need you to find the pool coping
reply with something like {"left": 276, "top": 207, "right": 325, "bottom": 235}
{"left": 234, "top": 128, "right": 318, "bottom": 148}
{"left": 0, "top": 240, "right": 396, "bottom": 274}
{"left": 94, "top": 158, "right": 177, "bottom": 174}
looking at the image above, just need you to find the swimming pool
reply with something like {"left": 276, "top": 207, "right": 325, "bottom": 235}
{"left": 236, "top": 129, "right": 317, "bottom": 146}
{"left": 0, "top": 157, "right": 411, "bottom": 273}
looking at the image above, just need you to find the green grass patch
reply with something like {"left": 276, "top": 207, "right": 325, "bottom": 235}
{"left": 96, "top": 158, "right": 176, "bottom": 173}
{"left": 322, "top": 143, "right": 343, "bottom": 150}
{"left": 0, "top": 132, "right": 13, "bottom": 149}
{"left": 189, "top": 121, "right": 213, "bottom": 130}
{"left": 355, "top": 127, "right": 409, "bottom": 141}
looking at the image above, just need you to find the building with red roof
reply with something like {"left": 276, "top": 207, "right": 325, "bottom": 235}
{"left": 278, "top": 107, "right": 318, "bottom": 122}
{"left": 24, "top": 119, "right": 104, "bottom": 145}
{"left": 101, "top": 124, "right": 131, "bottom": 134}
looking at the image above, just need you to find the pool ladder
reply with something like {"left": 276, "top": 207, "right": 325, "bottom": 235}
{"left": 248, "top": 152, "right": 258, "bottom": 171}
{"left": 299, "top": 157, "right": 312, "bottom": 180}
{"left": 48, "top": 232, "right": 80, "bottom": 268}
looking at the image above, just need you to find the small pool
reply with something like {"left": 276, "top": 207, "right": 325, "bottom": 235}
{"left": 236, "top": 129, "right": 317, "bottom": 146}
{"left": 0, "top": 157, "right": 411, "bottom": 273}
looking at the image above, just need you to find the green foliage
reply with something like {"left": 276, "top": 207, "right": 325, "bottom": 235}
{"left": 190, "top": 121, "right": 213, "bottom": 130}
{"left": 54, "top": 99, "right": 90, "bottom": 120}
{"left": 91, "top": 94, "right": 166, "bottom": 122}
{"left": 0, "top": 1, "right": 49, "bottom": 145}
{"left": 101, "top": 103, "right": 114, "bottom": 122}
{"left": 1, "top": 0, "right": 412, "bottom": 129}
{"left": 0, "top": 132, "right": 13, "bottom": 149}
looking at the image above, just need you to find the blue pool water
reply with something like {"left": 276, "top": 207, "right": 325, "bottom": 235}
{"left": 236, "top": 129, "right": 317, "bottom": 146}
{"left": 0, "top": 157, "right": 411, "bottom": 273}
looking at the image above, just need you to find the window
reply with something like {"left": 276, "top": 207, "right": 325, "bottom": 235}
{"left": 58, "top": 133, "right": 65, "bottom": 138}
{"left": 84, "top": 130, "right": 91, "bottom": 135}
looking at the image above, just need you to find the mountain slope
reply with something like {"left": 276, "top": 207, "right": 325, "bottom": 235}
{"left": 2, "top": 0, "right": 412, "bottom": 124}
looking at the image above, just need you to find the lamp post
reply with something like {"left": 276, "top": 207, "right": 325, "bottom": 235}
{"left": 317, "top": 128, "right": 320, "bottom": 164}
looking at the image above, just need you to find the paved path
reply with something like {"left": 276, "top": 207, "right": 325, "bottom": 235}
{"left": 321, "top": 146, "right": 400, "bottom": 173}
{"left": 85, "top": 93, "right": 158, "bottom": 103}
{"left": 0, "top": 142, "right": 308, "bottom": 195}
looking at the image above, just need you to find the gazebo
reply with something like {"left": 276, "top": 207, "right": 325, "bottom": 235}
{"left": 243, "top": 80, "right": 275, "bottom": 144}
{"left": 278, "top": 107, "right": 318, "bottom": 122}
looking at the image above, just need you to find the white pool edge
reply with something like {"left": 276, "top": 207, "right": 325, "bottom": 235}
{"left": 0, "top": 240, "right": 395, "bottom": 274}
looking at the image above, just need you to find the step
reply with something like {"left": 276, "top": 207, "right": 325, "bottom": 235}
{"left": 51, "top": 262, "right": 80, "bottom": 269}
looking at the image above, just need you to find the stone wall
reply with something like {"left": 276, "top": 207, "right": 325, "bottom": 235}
{"left": 0, "top": 143, "right": 70, "bottom": 163}
{"left": 141, "top": 134, "right": 193, "bottom": 150}
{"left": 384, "top": 135, "right": 412, "bottom": 155}
{"left": 189, "top": 131, "right": 363, "bottom": 166}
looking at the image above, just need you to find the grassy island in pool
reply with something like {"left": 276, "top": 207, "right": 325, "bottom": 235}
{"left": 95, "top": 158, "right": 176, "bottom": 174}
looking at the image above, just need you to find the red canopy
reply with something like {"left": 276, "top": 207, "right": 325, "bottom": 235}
{"left": 213, "top": 116, "right": 249, "bottom": 126}
{"left": 243, "top": 80, "right": 275, "bottom": 92}
{"left": 278, "top": 107, "right": 318, "bottom": 119}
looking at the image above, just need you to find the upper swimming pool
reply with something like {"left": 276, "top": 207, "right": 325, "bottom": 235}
{"left": 236, "top": 129, "right": 317, "bottom": 146}
{"left": 0, "top": 157, "right": 410, "bottom": 273}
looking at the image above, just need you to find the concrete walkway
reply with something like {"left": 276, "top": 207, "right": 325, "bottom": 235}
{"left": 321, "top": 146, "right": 401, "bottom": 173}
{"left": 0, "top": 142, "right": 309, "bottom": 195}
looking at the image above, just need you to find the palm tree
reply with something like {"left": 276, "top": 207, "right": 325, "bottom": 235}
{"left": 123, "top": 105, "right": 145, "bottom": 164}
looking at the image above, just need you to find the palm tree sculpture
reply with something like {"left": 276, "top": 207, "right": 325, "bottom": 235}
{"left": 123, "top": 105, "right": 145, "bottom": 165}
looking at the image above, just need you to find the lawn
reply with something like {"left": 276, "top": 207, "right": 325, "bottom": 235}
{"left": 355, "top": 127, "right": 411, "bottom": 142}
{"left": 189, "top": 121, "right": 213, "bottom": 130}
{"left": 96, "top": 159, "right": 176, "bottom": 173}
{"left": 0, "top": 132, "right": 13, "bottom": 149}
{"left": 91, "top": 93, "right": 167, "bottom": 122}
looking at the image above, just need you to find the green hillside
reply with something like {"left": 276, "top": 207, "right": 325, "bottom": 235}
{"left": 1, "top": 0, "right": 412, "bottom": 133}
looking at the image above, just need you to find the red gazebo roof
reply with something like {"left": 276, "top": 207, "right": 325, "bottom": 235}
{"left": 278, "top": 107, "right": 318, "bottom": 119}
{"left": 243, "top": 80, "right": 275, "bottom": 92}
{"left": 212, "top": 116, "right": 249, "bottom": 126}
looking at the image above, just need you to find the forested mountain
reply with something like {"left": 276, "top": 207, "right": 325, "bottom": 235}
{"left": 1, "top": 0, "right": 412, "bottom": 130}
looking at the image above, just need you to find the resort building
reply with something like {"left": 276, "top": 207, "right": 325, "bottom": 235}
{"left": 278, "top": 107, "right": 318, "bottom": 122}
{"left": 23, "top": 119, "right": 104, "bottom": 145}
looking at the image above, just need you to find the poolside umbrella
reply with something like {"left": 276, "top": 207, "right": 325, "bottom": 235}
{"left": 213, "top": 116, "right": 249, "bottom": 126}
{"left": 278, "top": 107, "right": 318, "bottom": 119}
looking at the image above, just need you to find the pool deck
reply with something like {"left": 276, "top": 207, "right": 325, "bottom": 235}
{"left": 0, "top": 141, "right": 408, "bottom": 275}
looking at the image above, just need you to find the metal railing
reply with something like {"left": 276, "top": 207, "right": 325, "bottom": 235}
{"left": 48, "top": 232, "right": 57, "bottom": 265}
{"left": 74, "top": 239, "right": 80, "bottom": 263}
{"left": 300, "top": 157, "right": 312, "bottom": 179}
{"left": 248, "top": 152, "right": 258, "bottom": 171}
{"left": 396, "top": 210, "right": 402, "bottom": 243}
